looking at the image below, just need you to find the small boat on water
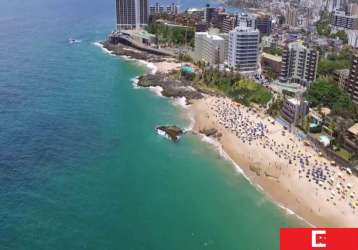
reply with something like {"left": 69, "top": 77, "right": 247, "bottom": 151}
{"left": 68, "top": 38, "right": 81, "bottom": 44}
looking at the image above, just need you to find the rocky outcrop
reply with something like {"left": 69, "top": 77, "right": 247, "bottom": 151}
{"left": 199, "top": 128, "right": 222, "bottom": 139}
{"left": 102, "top": 41, "right": 167, "bottom": 62}
{"left": 138, "top": 74, "right": 203, "bottom": 103}
{"left": 156, "top": 125, "right": 184, "bottom": 142}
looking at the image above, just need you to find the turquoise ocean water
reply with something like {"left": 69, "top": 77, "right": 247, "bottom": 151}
{"left": 0, "top": 0, "right": 302, "bottom": 249}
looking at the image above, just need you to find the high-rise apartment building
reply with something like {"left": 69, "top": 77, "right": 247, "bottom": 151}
{"left": 331, "top": 10, "right": 358, "bottom": 30}
{"left": 285, "top": 6, "right": 298, "bottom": 27}
{"left": 227, "top": 25, "right": 260, "bottom": 73}
{"left": 327, "top": 0, "right": 341, "bottom": 12}
{"left": 193, "top": 32, "right": 225, "bottom": 65}
{"left": 116, "top": 0, "right": 149, "bottom": 30}
{"left": 221, "top": 14, "right": 237, "bottom": 33}
{"left": 346, "top": 54, "right": 358, "bottom": 104}
{"left": 255, "top": 15, "right": 272, "bottom": 35}
{"left": 279, "top": 41, "right": 319, "bottom": 87}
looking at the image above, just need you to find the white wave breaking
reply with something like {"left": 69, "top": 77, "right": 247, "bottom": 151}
{"left": 200, "top": 135, "right": 251, "bottom": 182}
{"left": 93, "top": 41, "right": 158, "bottom": 74}
{"left": 172, "top": 97, "right": 188, "bottom": 109}
{"left": 156, "top": 128, "right": 171, "bottom": 140}
{"left": 276, "top": 203, "right": 315, "bottom": 227}
{"left": 131, "top": 76, "right": 140, "bottom": 89}
{"left": 183, "top": 112, "right": 195, "bottom": 132}
{"left": 148, "top": 86, "right": 163, "bottom": 97}
{"left": 199, "top": 132, "right": 315, "bottom": 226}
{"left": 93, "top": 42, "right": 114, "bottom": 56}
{"left": 137, "top": 60, "right": 157, "bottom": 74}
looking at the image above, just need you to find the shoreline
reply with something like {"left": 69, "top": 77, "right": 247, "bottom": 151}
{"left": 96, "top": 40, "right": 358, "bottom": 228}
{"left": 190, "top": 96, "right": 358, "bottom": 227}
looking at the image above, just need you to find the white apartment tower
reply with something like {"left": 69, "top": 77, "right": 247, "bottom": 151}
{"left": 193, "top": 32, "right": 225, "bottom": 65}
{"left": 227, "top": 25, "right": 260, "bottom": 73}
{"left": 279, "top": 41, "right": 319, "bottom": 87}
{"left": 116, "top": 0, "right": 149, "bottom": 30}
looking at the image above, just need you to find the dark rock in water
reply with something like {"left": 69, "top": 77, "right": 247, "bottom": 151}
{"left": 156, "top": 125, "right": 183, "bottom": 142}
{"left": 200, "top": 128, "right": 218, "bottom": 137}
{"left": 138, "top": 74, "right": 203, "bottom": 102}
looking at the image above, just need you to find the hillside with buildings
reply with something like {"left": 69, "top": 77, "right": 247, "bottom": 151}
{"left": 109, "top": 0, "right": 358, "bottom": 168}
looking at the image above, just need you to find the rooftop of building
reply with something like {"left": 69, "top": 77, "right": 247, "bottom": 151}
{"left": 334, "top": 69, "right": 350, "bottom": 75}
{"left": 262, "top": 52, "right": 282, "bottom": 62}
{"left": 195, "top": 32, "right": 224, "bottom": 40}
{"left": 348, "top": 123, "right": 358, "bottom": 136}
{"left": 231, "top": 24, "right": 259, "bottom": 33}
{"left": 287, "top": 97, "right": 300, "bottom": 106}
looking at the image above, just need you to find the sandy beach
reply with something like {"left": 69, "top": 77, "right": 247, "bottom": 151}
{"left": 101, "top": 40, "right": 358, "bottom": 227}
{"left": 191, "top": 96, "right": 358, "bottom": 227}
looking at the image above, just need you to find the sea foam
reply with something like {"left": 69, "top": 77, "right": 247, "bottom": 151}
{"left": 93, "top": 42, "right": 114, "bottom": 56}
{"left": 200, "top": 133, "right": 315, "bottom": 226}
{"left": 200, "top": 135, "right": 250, "bottom": 181}
{"left": 172, "top": 97, "right": 188, "bottom": 109}
{"left": 156, "top": 128, "right": 171, "bottom": 140}
{"left": 148, "top": 86, "right": 163, "bottom": 97}
{"left": 131, "top": 76, "right": 140, "bottom": 89}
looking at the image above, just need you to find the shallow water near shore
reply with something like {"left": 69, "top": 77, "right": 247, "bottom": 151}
{"left": 0, "top": 0, "right": 303, "bottom": 249}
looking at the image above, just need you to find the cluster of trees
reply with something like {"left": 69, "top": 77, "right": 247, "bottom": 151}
{"left": 266, "top": 97, "right": 284, "bottom": 118}
{"left": 230, "top": 79, "right": 273, "bottom": 106}
{"left": 146, "top": 22, "right": 195, "bottom": 47}
{"left": 193, "top": 65, "right": 272, "bottom": 106}
{"left": 318, "top": 47, "right": 352, "bottom": 76}
{"left": 330, "top": 30, "right": 348, "bottom": 44}
{"left": 305, "top": 77, "right": 358, "bottom": 119}
{"left": 316, "top": 11, "right": 331, "bottom": 36}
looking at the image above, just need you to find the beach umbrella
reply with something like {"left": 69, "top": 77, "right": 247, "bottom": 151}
{"left": 347, "top": 183, "right": 352, "bottom": 189}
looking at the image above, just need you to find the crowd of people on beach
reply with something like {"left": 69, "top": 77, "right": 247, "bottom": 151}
{"left": 208, "top": 97, "right": 358, "bottom": 213}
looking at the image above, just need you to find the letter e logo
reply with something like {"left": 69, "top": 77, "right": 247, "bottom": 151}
{"left": 312, "top": 230, "right": 327, "bottom": 248}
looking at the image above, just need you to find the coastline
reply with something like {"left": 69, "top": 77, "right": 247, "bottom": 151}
{"left": 190, "top": 97, "right": 358, "bottom": 227}
{"left": 96, "top": 40, "right": 358, "bottom": 228}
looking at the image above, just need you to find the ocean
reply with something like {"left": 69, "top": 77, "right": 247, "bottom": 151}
{"left": 0, "top": 0, "right": 302, "bottom": 249}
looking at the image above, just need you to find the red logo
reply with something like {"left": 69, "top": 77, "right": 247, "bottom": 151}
{"left": 280, "top": 228, "right": 358, "bottom": 250}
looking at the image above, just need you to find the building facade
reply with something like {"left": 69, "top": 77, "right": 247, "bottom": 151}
{"left": 193, "top": 32, "right": 225, "bottom": 65}
{"left": 346, "top": 54, "right": 358, "bottom": 104}
{"left": 149, "top": 2, "right": 178, "bottom": 15}
{"left": 281, "top": 97, "right": 308, "bottom": 124}
{"left": 227, "top": 25, "right": 260, "bottom": 73}
{"left": 331, "top": 10, "right": 358, "bottom": 30}
{"left": 285, "top": 6, "right": 298, "bottom": 27}
{"left": 221, "top": 14, "right": 237, "bottom": 33}
{"left": 255, "top": 15, "right": 272, "bottom": 35}
{"left": 279, "top": 41, "right": 319, "bottom": 87}
{"left": 261, "top": 52, "right": 282, "bottom": 78}
{"left": 116, "top": 0, "right": 149, "bottom": 30}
